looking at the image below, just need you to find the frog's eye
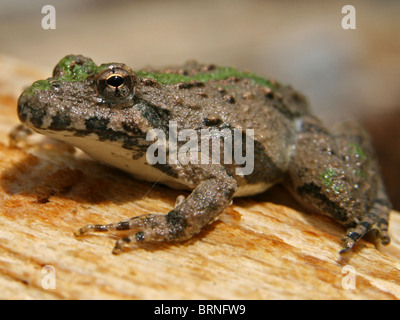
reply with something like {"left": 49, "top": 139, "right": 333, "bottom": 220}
{"left": 97, "top": 67, "right": 134, "bottom": 102}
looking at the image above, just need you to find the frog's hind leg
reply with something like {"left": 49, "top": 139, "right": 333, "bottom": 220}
{"left": 285, "top": 116, "right": 391, "bottom": 253}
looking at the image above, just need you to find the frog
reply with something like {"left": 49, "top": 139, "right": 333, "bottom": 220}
{"left": 15, "top": 54, "right": 391, "bottom": 255}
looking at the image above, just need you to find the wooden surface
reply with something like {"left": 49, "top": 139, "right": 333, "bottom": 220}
{"left": 0, "top": 54, "right": 399, "bottom": 300}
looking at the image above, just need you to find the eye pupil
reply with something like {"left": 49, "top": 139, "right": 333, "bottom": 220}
{"left": 106, "top": 75, "right": 124, "bottom": 88}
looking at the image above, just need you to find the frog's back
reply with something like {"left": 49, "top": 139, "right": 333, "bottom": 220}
{"left": 134, "top": 61, "right": 310, "bottom": 194}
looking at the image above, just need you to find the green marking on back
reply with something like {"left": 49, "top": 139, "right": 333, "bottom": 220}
{"left": 23, "top": 59, "right": 276, "bottom": 97}
{"left": 23, "top": 56, "right": 110, "bottom": 96}
{"left": 56, "top": 56, "right": 109, "bottom": 82}
{"left": 320, "top": 167, "right": 339, "bottom": 187}
{"left": 135, "top": 66, "right": 277, "bottom": 89}
{"left": 319, "top": 167, "right": 346, "bottom": 192}
{"left": 348, "top": 143, "right": 367, "bottom": 160}
{"left": 23, "top": 80, "right": 52, "bottom": 96}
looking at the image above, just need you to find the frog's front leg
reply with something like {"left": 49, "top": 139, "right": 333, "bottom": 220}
{"left": 285, "top": 116, "right": 391, "bottom": 254}
{"left": 8, "top": 124, "right": 34, "bottom": 147}
{"left": 75, "top": 165, "right": 237, "bottom": 254}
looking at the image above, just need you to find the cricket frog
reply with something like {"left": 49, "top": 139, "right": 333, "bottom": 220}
{"left": 16, "top": 55, "right": 391, "bottom": 254}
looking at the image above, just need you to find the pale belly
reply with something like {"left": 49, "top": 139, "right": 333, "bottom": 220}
{"left": 37, "top": 130, "right": 273, "bottom": 197}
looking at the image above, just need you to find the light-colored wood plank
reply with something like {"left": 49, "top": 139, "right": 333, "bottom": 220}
{"left": 0, "top": 54, "right": 399, "bottom": 300}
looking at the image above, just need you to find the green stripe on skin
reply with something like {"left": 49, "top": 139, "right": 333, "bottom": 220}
{"left": 23, "top": 59, "right": 277, "bottom": 96}
{"left": 56, "top": 56, "right": 110, "bottom": 82}
{"left": 135, "top": 67, "right": 277, "bottom": 89}
{"left": 22, "top": 59, "right": 110, "bottom": 96}
{"left": 319, "top": 166, "right": 347, "bottom": 192}
{"left": 348, "top": 142, "right": 367, "bottom": 160}
{"left": 23, "top": 80, "right": 52, "bottom": 96}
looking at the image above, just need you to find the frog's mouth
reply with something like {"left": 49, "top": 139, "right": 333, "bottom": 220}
{"left": 18, "top": 90, "right": 150, "bottom": 150}
{"left": 18, "top": 89, "right": 113, "bottom": 133}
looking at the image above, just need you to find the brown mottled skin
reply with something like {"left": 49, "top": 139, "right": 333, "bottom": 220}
{"left": 16, "top": 55, "right": 391, "bottom": 254}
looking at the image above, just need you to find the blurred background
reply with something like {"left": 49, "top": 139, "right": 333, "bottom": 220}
{"left": 0, "top": 0, "right": 399, "bottom": 209}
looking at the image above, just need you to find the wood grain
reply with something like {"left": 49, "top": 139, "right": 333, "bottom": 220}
{"left": 0, "top": 54, "right": 399, "bottom": 300}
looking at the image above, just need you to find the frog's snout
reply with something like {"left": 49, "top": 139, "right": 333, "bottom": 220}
{"left": 17, "top": 91, "right": 46, "bottom": 130}
{"left": 17, "top": 92, "right": 31, "bottom": 124}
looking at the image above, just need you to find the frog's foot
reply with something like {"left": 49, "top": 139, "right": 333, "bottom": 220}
{"left": 75, "top": 166, "right": 237, "bottom": 254}
{"left": 8, "top": 124, "right": 33, "bottom": 147}
{"left": 75, "top": 213, "right": 191, "bottom": 254}
{"left": 340, "top": 199, "right": 391, "bottom": 254}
